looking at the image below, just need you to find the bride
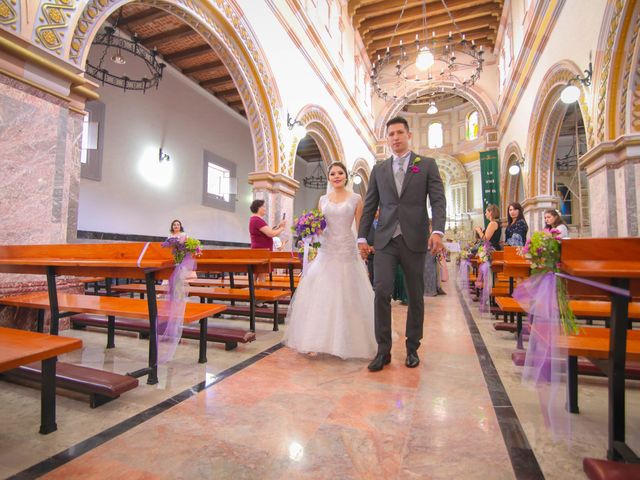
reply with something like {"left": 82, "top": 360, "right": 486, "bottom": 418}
{"left": 284, "top": 162, "right": 377, "bottom": 359}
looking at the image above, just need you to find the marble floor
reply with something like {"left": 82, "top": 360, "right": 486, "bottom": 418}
{"left": 1, "top": 273, "right": 639, "bottom": 479}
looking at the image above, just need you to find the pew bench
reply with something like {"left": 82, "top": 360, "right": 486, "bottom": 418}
{"left": 0, "top": 292, "right": 226, "bottom": 364}
{"left": 0, "top": 327, "right": 82, "bottom": 433}
{"left": 2, "top": 360, "right": 139, "bottom": 408}
{"left": 583, "top": 457, "right": 640, "bottom": 480}
{"left": 71, "top": 313, "right": 256, "bottom": 351}
{"left": 111, "top": 284, "right": 288, "bottom": 332}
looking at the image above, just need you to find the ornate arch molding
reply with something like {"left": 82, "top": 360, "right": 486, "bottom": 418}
{"left": 62, "top": 0, "right": 282, "bottom": 173}
{"left": 375, "top": 80, "right": 498, "bottom": 139}
{"left": 351, "top": 157, "right": 371, "bottom": 191}
{"left": 417, "top": 149, "right": 467, "bottom": 184}
{"left": 291, "top": 105, "right": 345, "bottom": 174}
{"left": 0, "top": 0, "right": 20, "bottom": 33}
{"left": 527, "top": 61, "right": 592, "bottom": 198}
{"left": 500, "top": 141, "right": 525, "bottom": 214}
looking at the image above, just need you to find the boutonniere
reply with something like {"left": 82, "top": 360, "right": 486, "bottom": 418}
{"left": 410, "top": 156, "right": 421, "bottom": 173}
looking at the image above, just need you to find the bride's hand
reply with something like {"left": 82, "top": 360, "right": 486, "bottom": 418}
{"left": 358, "top": 243, "right": 370, "bottom": 260}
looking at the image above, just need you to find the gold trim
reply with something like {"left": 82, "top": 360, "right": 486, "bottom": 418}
{"left": 69, "top": 105, "right": 86, "bottom": 114}
{"left": 71, "top": 83, "right": 99, "bottom": 100}
{"left": 0, "top": 64, "right": 71, "bottom": 102}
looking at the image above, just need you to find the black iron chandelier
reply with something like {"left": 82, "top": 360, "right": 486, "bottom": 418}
{"left": 303, "top": 163, "right": 328, "bottom": 190}
{"left": 86, "top": 14, "right": 165, "bottom": 93}
{"left": 370, "top": 0, "right": 485, "bottom": 102}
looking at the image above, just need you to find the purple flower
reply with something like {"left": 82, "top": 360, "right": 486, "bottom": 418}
{"left": 411, "top": 165, "right": 420, "bottom": 173}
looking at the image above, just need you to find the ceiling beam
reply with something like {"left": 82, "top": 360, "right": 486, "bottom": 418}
{"left": 353, "top": 0, "right": 430, "bottom": 28}
{"left": 367, "top": 24, "right": 496, "bottom": 57}
{"left": 118, "top": 8, "right": 170, "bottom": 29}
{"left": 181, "top": 60, "right": 224, "bottom": 75}
{"left": 163, "top": 44, "right": 211, "bottom": 63}
{"left": 211, "top": 86, "right": 238, "bottom": 97}
{"left": 364, "top": 6, "right": 501, "bottom": 45}
{"left": 200, "top": 75, "right": 233, "bottom": 88}
{"left": 141, "top": 25, "right": 194, "bottom": 47}
{"left": 228, "top": 100, "right": 244, "bottom": 108}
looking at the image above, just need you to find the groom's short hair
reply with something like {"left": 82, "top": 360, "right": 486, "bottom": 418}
{"left": 386, "top": 116, "right": 410, "bottom": 132}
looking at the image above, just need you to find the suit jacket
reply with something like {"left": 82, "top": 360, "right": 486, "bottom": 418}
{"left": 358, "top": 152, "right": 446, "bottom": 253}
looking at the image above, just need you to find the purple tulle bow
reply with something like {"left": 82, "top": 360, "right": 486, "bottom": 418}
{"left": 477, "top": 262, "right": 492, "bottom": 313}
{"left": 513, "top": 272, "right": 571, "bottom": 440}
{"left": 458, "top": 259, "right": 470, "bottom": 292}
{"left": 157, "top": 253, "right": 196, "bottom": 363}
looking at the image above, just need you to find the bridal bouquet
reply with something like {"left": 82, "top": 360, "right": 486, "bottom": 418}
{"left": 161, "top": 236, "right": 203, "bottom": 265}
{"left": 292, "top": 209, "right": 326, "bottom": 269}
{"left": 516, "top": 230, "right": 577, "bottom": 334}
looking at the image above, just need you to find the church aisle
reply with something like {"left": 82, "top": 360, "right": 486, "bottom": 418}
{"left": 39, "top": 281, "right": 520, "bottom": 479}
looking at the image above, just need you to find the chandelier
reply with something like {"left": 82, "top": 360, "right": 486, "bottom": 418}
{"left": 303, "top": 163, "right": 328, "bottom": 190}
{"left": 86, "top": 12, "right": 166, "bottom": 93}
{"left": 370, "top": 1, "right": 485, "bottom": 102}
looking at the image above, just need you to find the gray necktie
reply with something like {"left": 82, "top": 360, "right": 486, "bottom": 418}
{"left": 393, "top": 159, "right": 405, "bottom": 237}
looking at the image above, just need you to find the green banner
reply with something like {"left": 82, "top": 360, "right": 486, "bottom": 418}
{"left": 479, "top": 149, "right": 500, "bottom": 227}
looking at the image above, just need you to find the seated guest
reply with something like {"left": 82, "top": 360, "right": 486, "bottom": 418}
{"left": 474, "top": 204, "right": 502, "bottom": 251}
{"left": 505, "top": 202, "right": 528, "bottom": 246}
{"left": 249, "top": 200, "right": 286, "bottom": 250}
{"left": 543, "top": 209, "right": 569, "bottom": 238}
{"left": 169, "top": 219, "right": 186, "bottom": 240}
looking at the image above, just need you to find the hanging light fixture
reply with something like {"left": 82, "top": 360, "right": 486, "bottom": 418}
{"left": 426, "top": 101, "right": 438, "bottom": 115}
{"left": 370, "top": 0, "right": 485, "bottom": 102}
{"left": 303, "top": 163, "right": 328, "bottom": 190}
{"left": 85, "top": 9, "right": 166, "bottom": 93}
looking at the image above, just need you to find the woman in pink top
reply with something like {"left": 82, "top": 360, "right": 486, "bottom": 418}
{"left": 249, "top": 199, "right": 286, "bottom": 250}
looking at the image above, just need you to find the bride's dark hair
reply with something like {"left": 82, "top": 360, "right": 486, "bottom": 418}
{"left": 327, "top": 162, "right": 349, "bottom": 186}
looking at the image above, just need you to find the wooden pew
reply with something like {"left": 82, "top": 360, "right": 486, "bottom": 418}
{"left": 559, "top": 238, "right": 640, "bottom": 463}
{"left": 0, "top": 327, "right": 82, "bottom": 434}
{"left": 110, "top": 284, "right": 288, "bottom": 331}
{"left": 269, "top": 251, "right": 302, "bottom": 292}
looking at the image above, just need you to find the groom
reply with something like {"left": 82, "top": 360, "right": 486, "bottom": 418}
{"left": 358, "top": 116, "right": 446, "bottom": 372}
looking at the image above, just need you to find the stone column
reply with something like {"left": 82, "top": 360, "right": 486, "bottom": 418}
{"left": 248, "top": 171, "right": 300, "bottom": 251}
{"left": 522, "top": 195, "right": 559, "bottom": 233}
{"left": 580, "top": 135, "right": 640, "bottom": 237}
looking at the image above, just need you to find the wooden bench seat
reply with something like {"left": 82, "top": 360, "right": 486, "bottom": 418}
{"left": 583, "top": 458, "right": 640, "bottom": 480}
{"left": 110, "top": 284, "right": 288, "bottom": 331}
{"left": 510, "top": 350, "right": 640, "bottom": 380}
{"left": 188, "top": 278, "right": 295, "bottom": 290}
{"left": 1, "top": 360, "right": 139, "bottom": 408}
{"left": 71, "top": 314, "right": 255, "bottom": 351}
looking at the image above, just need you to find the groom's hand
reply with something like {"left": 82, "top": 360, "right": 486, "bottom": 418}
{"left": 428, "top": 234, "right": 444, "bottom": 256}
{"left": 358, "top": 242, "right": 370, "bottom": 260}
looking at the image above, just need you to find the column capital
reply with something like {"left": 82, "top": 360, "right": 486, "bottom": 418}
{"left": 580, "top": 134, "right": 640, "bottom": 175}
{"left": 248, "top": 171, "right": 300, "bottom": 198}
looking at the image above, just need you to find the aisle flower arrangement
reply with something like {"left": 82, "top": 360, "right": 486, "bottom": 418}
{"left": 161, "top": 236, "right": 203, "bottom": 265}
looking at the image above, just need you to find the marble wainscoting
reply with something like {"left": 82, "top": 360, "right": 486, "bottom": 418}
{"left": 0, "top": 73, "right": 83, "bottom": 328}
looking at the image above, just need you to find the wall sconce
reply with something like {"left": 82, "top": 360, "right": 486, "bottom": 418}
{"left": 509, "top": 156, "right": 524, "bottom": 176}
{"left": 287, "top": 112, "right": 307, "bottom": 138}
{"left": 560, "top": 56, "right": 592, "bottom": 104}
{"left": 351, "top": 171, "right": 363, "bottom": 185}
{"left": 159, "top": 147, "right": 170, "bottom": 163}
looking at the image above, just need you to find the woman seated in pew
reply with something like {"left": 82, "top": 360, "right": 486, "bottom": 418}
{"left": 167, "top": 219, "right": 197, "bottom": 280}
{"left": 474, "top": 204, "right": 502, "bottom": 251}
{"left": 543, "top": 209, "right": 569, "bottom": 238}
{"left": 504, "top": 202, "right": 528, "bottom": 247}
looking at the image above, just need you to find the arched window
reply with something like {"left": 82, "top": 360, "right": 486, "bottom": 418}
{"left": 428, "top": 122, "right": 443, "bottom": 149}
{"left": 466, "top": 111, "right": 479, "bottom": 140}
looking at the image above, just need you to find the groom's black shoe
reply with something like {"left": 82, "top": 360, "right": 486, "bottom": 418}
{"left": 368, "top": 353, "right": 391, "bottom": 372}
{"left": 405, "top": 351, "right": 420, "bottom": 368}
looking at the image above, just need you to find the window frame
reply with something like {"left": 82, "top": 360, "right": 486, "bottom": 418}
{"left": 80, "top": 100, "right": 105, "bottom": 181}
{"left": 202, "top": 151, "right": 236, "bottom": 212}
{"left": 428, "top": 121, "right": 444, "bottom": 149}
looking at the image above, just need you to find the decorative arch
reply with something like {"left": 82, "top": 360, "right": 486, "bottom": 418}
{"left": 375, "top": 80, "right": 498, "bottom": 139}
{"left": 350, "top": 157, "right": 371, "bottom": 193}
{"left": 62, "top": 0, "right": 283, "bottom": 173}
{"left": 500, "top": 141, "right": 525, "bottom": 215}
{"left": 290, "top": 105, "right": 345, "bottom": 175}
{"left": 527, "top": 61, "right": 592, "bottom": 198}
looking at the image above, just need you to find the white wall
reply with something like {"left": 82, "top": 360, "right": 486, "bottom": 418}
{"left": 78, "top": 50, "right": 255, "bottom": 243}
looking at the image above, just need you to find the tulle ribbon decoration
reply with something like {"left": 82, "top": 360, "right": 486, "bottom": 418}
{"left": 157, "top": 253, "right": 196, "bottom": 363}
{"left": 512, "top": 271, "right": 570, "bottom": 440}
{"left": 301, "top": 234, "right": 316, "bottom": 275}
{"left": 476, "top": 261, "right": 492, "bottom": 313}
{"left": 458, "top": 259, "right": 470, "bottom": 292}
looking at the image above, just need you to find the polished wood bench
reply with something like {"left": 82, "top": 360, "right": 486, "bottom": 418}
{"left": 71, "top": 313, "right": 255, "bottom": 351}
{"left": 2, "top": 360, "right": 139, "bottom": 408}
{"left": 111, "top": 283, "right": 288, "bottom": 331}
{"left": 188, "top": 278, "right": 295, "bottom": 290}
{"left": 583, "top": 457, "right": 640, "bottom": 479}
{"left": 0, "top": 292, "right": 226, "bottom": 364}
{"left": 0, "top": 327, "right": 82, "bottom": 434}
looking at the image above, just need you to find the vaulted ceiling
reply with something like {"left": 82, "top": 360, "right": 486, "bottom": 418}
{"left": 349, "top": 0, "right": 504, "bottom": 63}
{"left": 103, "top": 4, "right": 244, "bottom": 117}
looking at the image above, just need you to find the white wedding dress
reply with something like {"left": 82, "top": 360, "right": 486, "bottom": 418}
{"left": 284, "top": 193, "right": 377, "bottom": 359}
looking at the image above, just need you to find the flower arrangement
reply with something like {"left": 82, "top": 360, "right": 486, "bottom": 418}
{"left": 476, "top": 241, "right": 494, "bottom": 264}
{"left": 292, "top": 209, "right": 327, "bottom": 261}
{"left": 410, "top": 156, "right": 421, "bottom": 173}
{"left": 518, "top": 230, "right": 577, "bottom": 334}
{"left": 161, "top": 236, "right": 202, "bottom": 264}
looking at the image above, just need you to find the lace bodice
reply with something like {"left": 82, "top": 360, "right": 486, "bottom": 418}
{"left": 318, "top": 193, "right": 360, "bottom": 257}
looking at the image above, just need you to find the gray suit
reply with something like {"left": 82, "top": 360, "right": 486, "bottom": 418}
{"left": 358, "top": 152, "right": 446, "bottom": 355}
